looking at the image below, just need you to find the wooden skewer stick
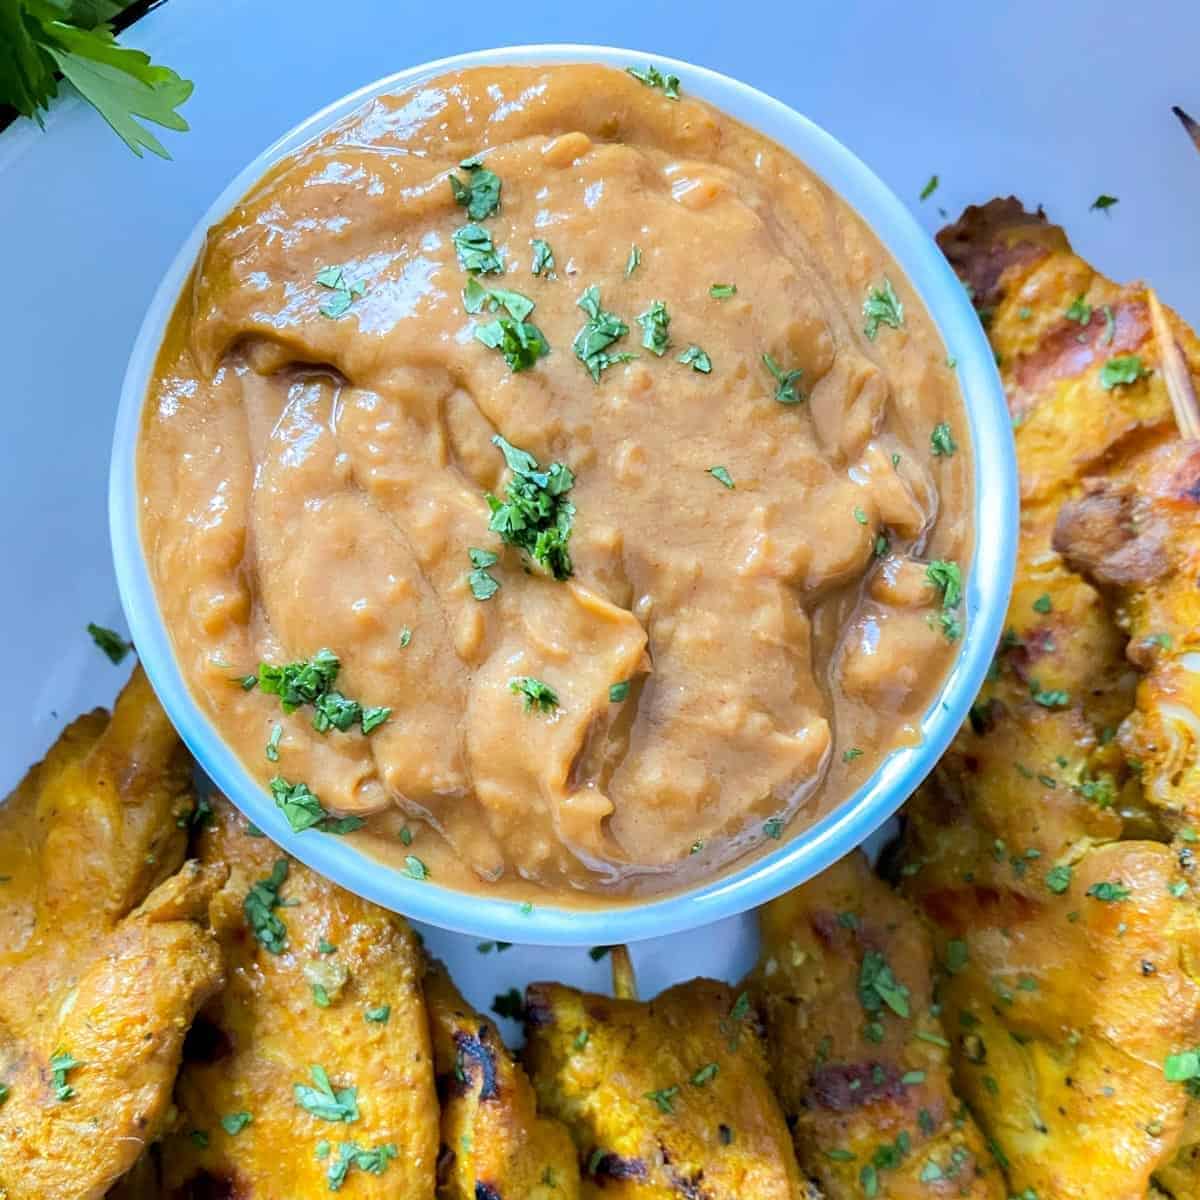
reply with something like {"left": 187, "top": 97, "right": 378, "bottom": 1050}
{"left": 1174, "top": 106, "right": 1200, "bottom": 155}
{"left": 610, "top": 945, "right": 637, "bottom": 1000}
{"left": 1147, "top": 287, "right": 1200, "bottom": 441}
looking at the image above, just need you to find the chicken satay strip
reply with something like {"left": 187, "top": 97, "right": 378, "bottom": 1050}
{"left": 749, "top": 851, "right": 1003, "bottom": 1199}
{"left": 424, "top": 960, "right": 580, "bottom": 1200}
{"left": 522, "top": 974, "right": 809, "bottom": 1198}
{"left": 0, "top": 665, "right": 195, "bottom": 1047}
{"left": 0, "top": 861, "right": 226, "bottom": 1200}
{"left": 162, "top": 797, "right": 438, "bottom": 1198}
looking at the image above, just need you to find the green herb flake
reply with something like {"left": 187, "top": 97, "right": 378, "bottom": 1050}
{"left": 926, "top": 559, "right": 964, "bottom": 642}
{"left": 762, "top": 352, "right": 804, "bottom": 404}
{"left": 863, "top": 279, "right": 904, "bottom": 340}
{"left": 637, "top": 300, "right": 671, "bottom": 356}
{"left": 467, "top": 546, "right": 501, "bottom": 601}
{"left": 843, "top": 747, "right": 864, "bottom": 763}
{"left": 449, "top": 157, "right": 501, "bottom": 220}
{"left": 1165, "top": 1050, "right": 1200, "bottom": 1084}
{"left": 509, "top": 676, "right": 559, "bottom": 714}
{"left": 1101, "top": 304, "right": 1116, "bottom": 345}
{"left": 853, "top": 506, "right": 869, "bottom": 526}
{"left": 221, "top": 1112, "right": 252, "bottom": 1136}
{"left": 1099, "top": 354, "right": 1149, "bottom": 390}
{"left": 1066, "top": 295, "right": 1093, "bottom": 325}
{"left": 573, "top": 285, "right": 635, "bottom": 381}
{"left": 474, "top": 316, "right": 550, "bottom": 371}
{"left": 326, "top": 1141, "right": 398, "bottom": 1190}
{"left": 946, "top": 939, "right": 969, "bottom": 974}
{"left": 399, "top": 826, "right": 413, "bottom": 846}
{"left": 1091, "top": 194, "right": 1119, "bottom": 213}
{"left": 858, "top": 950, "right": 911, "bottom": 1019}
{"left": 1087, "top": 880, "right": 1131, "bottom": 902}
{"left": 318, "top": 938, "right": 336, "bottom": 955}
{"left": 609, "top": 681, "right": 631, "bottom": 703}
{"left": 270, "top": 776, "right": 328, "bottom": 832}
{"left": 1030, "top": 681, "right": 1070, "bottom": 709}
{"left": 919, "top": 174, "right": 939, "bottom": 201}
{"left": 930, "top": 422, "right": 957, "bottom": 457}
{"left": 463, "top": 276, "right": 536, "bottom": 321}
{"left": 678, "top": 344, "right": 712, "bottom": 373}
{"left": 49, "top": 1051, "right": 81, "bottom": 1101}
{"left": 402, "top": 855, "right": 429, "bottom": 881}
{"left": 486, "top": 435, "right": 576, "bottom": 579}
{"left": 87, "top": 622, "right": 131, "bottom": 664}
{"left": 626, "top": 65, "right": 680, "bottom": 99}
{"left": 763, "top": 817, "right": 785, "bottom": 840}
{"left": 1033, "top": 593, "right": 1053, "bottom": 614}
{"left": 902, "top": 1070, "right": 926, "bottom": 1085}
{"left": 708, "top": 465, "right": 735, "bottom": 489}
{"left": 316, "top": 266, "right": 366, "bottom": 319}
{"left": 644, "top": 1085, "right": 681, "bottom": 1113}
{"left": 691, "top": 1063, "right": 719, "bottom": 1087}
{"left": 244, "top": 859, "right": 289, "bottom": 954}
{"left": 265, "top": 722, "right": 283, "bottom": 763}
{"left": 625, "top": 244, "right": 642, "bottom": 276}
{"left": 531, "top": 239, "right": 555, "bottom": 276}
{"left": 293, "top": 1065, "right": 359, "bottom": 1123}
{"left": 452, "top": 224, "right": 504, "bottom": 274}
{"left": 709, "top": 283, "right": 737, "bottom": 298}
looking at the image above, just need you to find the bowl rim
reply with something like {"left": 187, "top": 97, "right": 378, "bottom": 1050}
{"left": 110, "top": 42, "right": 1017, "bottom": 946}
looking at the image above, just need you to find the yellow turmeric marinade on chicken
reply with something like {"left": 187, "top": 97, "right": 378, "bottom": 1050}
{"left": 901, "top": 200, "right": 1200, "bottom": 1200}
{"left": 161, "top": 797, "right": 439, "bottom": 1198}
{"left": 749, "top": 851, "right": 1002, "bottom": 1199}
{"left": 0, "top": 668, "right": 226, "bottom": 1200}
{"left": 522, "top": 972, "right": 809, "bottom": 1198}
{"left": 424, "top": 960, "right": 580, "bottom": 1199}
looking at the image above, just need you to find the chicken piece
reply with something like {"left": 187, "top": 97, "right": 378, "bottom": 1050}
{"left": 424, "top": 959, "right": 580, "bottom": 1200}
{"left": 749, "top": 851, "right": 1003, "bottom": 1199}
{"left": 161, "top": 796, "right": 438, "bottom": 1198}
{"left": 522, "top": 975, "right": 808, "bottom": 1198}
{"left": 0, "top": 668, "right": 223, "bottom": 1200}
{"left": 899, "top": 199, "right": 1200, "bottom": 1198}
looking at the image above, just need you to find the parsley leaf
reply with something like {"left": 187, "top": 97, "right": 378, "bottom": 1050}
{"left": 87, "top": 622, "right": 131, "bottom": 664}
{"left": 573, "top": 285, "right": 635, "bottom": 380}
{"left": 467, "top": 546, "right": 501, "bottom": 600}
{"left": 919, "top": 174, "right": 939, "bottom": 201}
{"left": 858, "top": 950, "right": 911, "bottom": 1018}
{"left": 930, "top": 422, "right": 956, "bottom": 457}
{"left": 626, "top": 64, "right": 680, "bottom": 99}
{"left": 293, "top": 1065, "right": 359, "bottom": 1123}
{"left": 1032, "top": 593, "right": 1052, "bottom": 614}
{"left": 678, "top": 345, "right": 712, "bottom": 373}
{"left": 243, "top": 859, "right": 289, "bottom": 954}
{"left": 365, "top": 1005, "right": 390, "bottom": 1023}
{"left": 926, "top": 560, "right": 964, "bottom": 641}
{"left": 530, "top": 239, "right": 555, "bottom": 276}
{"left": 449, "top": 157, "right": 501, "bottom": 220}
{"left": 644, "top": 1085, "right": 681, "bottom": 1113}
{"left": 221, "top": 1112, "right": 252, "bottom": 1136}
{"left": 463, "top": 277, "right": 535, "bottom": 321}
{"left": 326, "top": 1142, "right": 397, "bottom": 1191}
{"left": 1029, "top": 681, "right": 1070, "bottom": 709}
{"left": 1065, "top": 294, "right": 1092, "bottom": 325}
{"left": 763, "top": 817, "right": 784, "bottom": 839}
{"left": 863, "top": 279, "right": 904, "bottom": 340}
{"left": 49, "top": 1050, "right": 81, "bottom": 1101}
{"left": 257, "top": 649, "right": 340, "bottom": 712}
{"left": 625, "top": 244, "right": 641, "bottom": 276}
{"left": 315, "top": 266, "right": 365, "bottom": 319}
{"left": 509, "top": 676, "right": 559, "bottom": 713}
{"left": 609, "top": 681, "right": 631, "bottom": 703}
{"left": 1099, "top": 354, "right": 1149, "bottom": 390}
{"left": 486, "top": 435, "right": 575, "bottom": 579}
{"left": 709, "top": 283, "right": 737, "bottom": 299}
{"left": 402, "top": 854, "right": 428, "bottom": 881}
{"left": 637, "top": 300, "right": 671, "bottom": 356}
{"left": 474, "top": 316, "right": 550, "bottom": 371}
{"left": 1091, "top": 194, "right": 1119, "bottom": 213}
{"left": 6, "top": 12, "right": 193, "bottom": 159}
{"left": 265, "top": 722, "right": 283, "bottom": 762}
{"left": 762, "top": 352, "right": 804, "bottom": 404}
{"left": 1087, "top": 880, "right": 1131, "bottom": 902}
{"left": 708, "top": 465, "right": 734, "bottom": 489}
{"left": 270, "top": 776, "right": 328, "bottom": 832}
{"left": 453, "top": 224, "right": 504, "bottom": 274}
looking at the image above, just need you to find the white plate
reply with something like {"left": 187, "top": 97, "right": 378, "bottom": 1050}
{"left": 3, "top": 0, "right": 1199, "bottom": 1023}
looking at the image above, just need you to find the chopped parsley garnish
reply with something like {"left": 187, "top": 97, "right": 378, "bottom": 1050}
{"left": 853, "top": 506, "right": 869, "bottom": 526}
{"left": 452, "top": 224, "right": 504, "bottom": 274}
{"left": 626, "top": 65, "right": 680, "bottom": 99}
{"left": 530, "top": 239, "right": 555, "bottom": 276}
{"left": 926, "top": 560, "right": 964, "bottom": 641}
{"left": 221, "top": 1112, "right": 252, "bottom": 1136}
{"left": 399, "top": 627, "right": 412, "bottom": 648}
{"left": 0, "top": 1082, "right": 7, "bottom": 1105}
{"left": 930, "top": 422, "right": 956, "bottom": 457}
{"left": 691, "top": 1063, "right": 719, "bottom": 1087}
{"left": 467, "top": 547, "right": 501, "bottom": 601}
{"left": 945, "top": 939, "right": 969, "bottom": 973}
{"left": 609, "top": 681, "right": 631, "bottom": 703}
{"left": 1087, "top": 880, "right": 1131, "bottom": 902}
{"left": 256, "top": 651, "right": 382, "bottom": 735}
{"left": 573, "top": 285, "right": 635, "bottom": 380}
{"left": 360, "top": 706, "right": 390, "bottom": 735}
{"left": 763, "top": 817, "right": 785, "bottom": 839}
{"left": 399, "top": 826, "right": 413, "bottom": 846}
{"left": 708, "top": 465, "right": 735, "bottom": 489}
{"left": 919, "top": 174, "right": 939, "bottom": 201}
{"left": 678, "top": 345, "right": 712, "bottom": 373}
{"left": 50, "top": 1051, "right": 81, "bottom": 1101}
{"left": 1029, "top": 681, "right": 1070, "bottom": 709}
{"left": 294, "top": 1066, "right": 359, "bottom": 1123}
{"left": 625, "top": 244, "right": 641, "bottom": 276}
{"left": 313, "top": 691, "right": 362, "bottom": 734}
{"left": 315, "top": 266, "right": 366, "bottom": 319}
{"left": 710, "top": 283, "right": 737, "bottom": 299}
{"left": 863, "top": 279, "right": 904, "bottom": 340}
{"left": 1165, "top": 1050, "right": 1200, "bottom": 1089}
{"left": 492, "top": 988, "right": 524, "bottom": 1020}
{"left": 1091, "top": 194, "right": 1119, "bottom": 213}
{"left": 463, "top": 277, "right": 535, "bottom": 321}
{"left": 1032, "top": 593, "right": 1052, "bottom": 614}
{"left": 486, "top": 435, "right": 575, "bottom": 579}
{"left": 1099, "top": 354, "right": 1149, "bottom": 390}
{"left": 474, "top": 316, "right": 550, "bottom": 371}
{"left": 401, "top": 855, "right": 428, "bottom": 881}
{"left": 1065, "top": 294, "right": 1093, "bottom": 325}
{"left": 449, "top": 156, "right": 501, "bottom": 220}
{"left": 644, "top": 1085, "right": 680, "bottom": 1113}
{"left": 265, "top": 723, "right": 283, "bottom": 762}
{"left": 244, "top": 859, "right": 289, "bottom": 953}
{"left": 365, "top": 1005, "right": 391, "bottom": 1023}
{"left": 858, "top": 950, "right": 911, "bottom": 1018}
{"left": 1045, "top": 864, "right": 1072, "bottom": 894}
{"left": 509, "top": 676, "right": 559, "bottom": 713}
{"left": 637, "top": 300, "right": 671, "bottom": 356}
{"left": 1101, "top": 304, "right": 1116, "bottom": 345}
{"left": 843, "top": 747, "right": 864, "bottom": 762}
{"left": 762, "top": 352, "right": 804, "bottom": 404}
{"left": 327, "top": 1141, "right": 398, "bottom": 1191}
{"left": 270, "top": 776, "right": 328, "bottom": 832}
{"left": 87, "top": 622, "right": 131, "bottom": 664}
